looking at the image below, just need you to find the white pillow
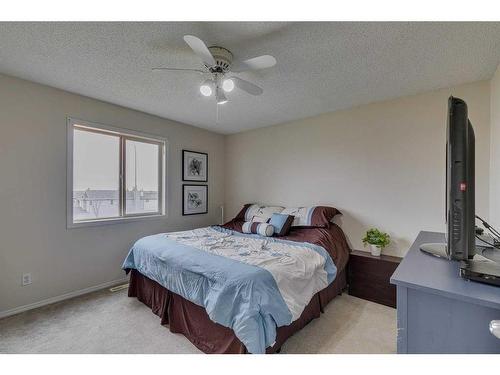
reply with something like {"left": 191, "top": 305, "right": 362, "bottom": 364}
{"left": 244, "top": 204, "right": 284, "bottom": 222}
{"left": 281, "top": 206, "right": 315, "bottom": 227}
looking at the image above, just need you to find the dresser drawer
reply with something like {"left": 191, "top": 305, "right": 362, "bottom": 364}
{"left": 349, "top": 276, "right": 397, "bottom": 307}
{"left": 348, "top": 250, "right": 401, "bottom": 308}
{"left": 349, "top": 256, "right": 398, "bottom": 282}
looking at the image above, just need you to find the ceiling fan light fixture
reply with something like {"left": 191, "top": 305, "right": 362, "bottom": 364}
{"left": 200, "top": 79, "right": 213, "bottom": 96}
{"left": 222, "top": 78, "right": 235, "bottom": 92}
{"left": 154, "top": 35, "right": 275, "bottom": 107}
{"left": 216, "top": 88, "right": 228, "bottom": 105}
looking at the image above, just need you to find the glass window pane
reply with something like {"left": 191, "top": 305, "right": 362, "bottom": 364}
{"left": 125, "top": 139, "right": 160, "bottom": 214}
{"left": 73, "top": 128, "right": 120, "bottom": 221}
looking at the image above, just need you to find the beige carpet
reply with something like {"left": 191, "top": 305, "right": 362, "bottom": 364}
{"left": 0, "top": 288, "right": 396, "bottom": 354}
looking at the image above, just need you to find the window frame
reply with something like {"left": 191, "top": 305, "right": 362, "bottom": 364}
{"left": 67, "top": 117, "right": 168, "bottom": 228}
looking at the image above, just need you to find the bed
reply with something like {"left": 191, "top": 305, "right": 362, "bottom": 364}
{"left": 122, "top": 209, "right": 350, "bottom": 354}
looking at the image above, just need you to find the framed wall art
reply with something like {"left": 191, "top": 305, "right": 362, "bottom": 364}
{"left": 182, "top": 184, "right": 208, "bottom": 215}
{"left": 182, "top": 150, "right": 208, "bottom": 182}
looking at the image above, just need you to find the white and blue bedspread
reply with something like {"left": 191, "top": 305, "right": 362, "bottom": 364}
{"left": 122, "top": 226, "right": 336, "bottom": 353}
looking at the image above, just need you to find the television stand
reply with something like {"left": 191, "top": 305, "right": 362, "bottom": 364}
{"left": 419, "top": 242, "right": 448, "bottom": 258}
{"left": 420, "top": 236, "right": 500, "bottom": 261}
{"left": 391, "top": 231, "right": 500, "bottom": 353}
{"left": 420, "top": 240, "right": 500, "bottom": 286}
{"left": 476, "top": 246, "right": 500, "bottom": 263}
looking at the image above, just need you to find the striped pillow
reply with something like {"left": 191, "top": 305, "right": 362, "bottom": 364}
{"left": 242, "top": 221, "right": 275, "bottom": 237}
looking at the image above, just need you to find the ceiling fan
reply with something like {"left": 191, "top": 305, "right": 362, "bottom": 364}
{"left": 153, "top": 35, "right": 277, "bottom": 105}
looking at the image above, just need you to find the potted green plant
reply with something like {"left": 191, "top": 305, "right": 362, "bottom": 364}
{"left": 362, "top": 228, "right": 390, "bottom": 256}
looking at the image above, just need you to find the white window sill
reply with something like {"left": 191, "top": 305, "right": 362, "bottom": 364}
{"left": 67, "top": 213, "right": 166, "bottom": 229}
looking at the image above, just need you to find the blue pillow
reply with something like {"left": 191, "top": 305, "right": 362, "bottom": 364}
{"left": 269, "top": 213, "right": 294, "bottom": 236}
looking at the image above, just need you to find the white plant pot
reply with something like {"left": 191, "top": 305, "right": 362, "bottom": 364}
{"left": 370, "top": 245, "right": 382, "bottom": 257}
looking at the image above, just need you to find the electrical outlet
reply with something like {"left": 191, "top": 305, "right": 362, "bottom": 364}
{"left": 22, "top": 273, "right": 32, "bottom": 286}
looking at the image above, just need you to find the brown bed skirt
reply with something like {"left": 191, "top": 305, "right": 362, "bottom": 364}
{"left": 128, "top": 267, "right": 347, "bottom": 354}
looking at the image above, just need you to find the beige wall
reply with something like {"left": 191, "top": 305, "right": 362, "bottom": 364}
{"left": 225, "top": 81, "right": 491, "bottom": 256}
{"left": 490, "top": 65, "right": 500, "bottom": 228}
{"left": 0, "top": 74, "right": 225, "bottom": 314}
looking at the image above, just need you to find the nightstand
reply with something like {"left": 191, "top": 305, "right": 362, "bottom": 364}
{"left": 348, "top": 250, "right": 402, "bottom": 308}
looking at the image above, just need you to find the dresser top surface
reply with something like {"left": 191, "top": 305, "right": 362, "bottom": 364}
{"left": 390, "top": 231, "right": 500, "bottom": 309}
{"left": 351, "top": 249, "right": 401, "bottom": 263}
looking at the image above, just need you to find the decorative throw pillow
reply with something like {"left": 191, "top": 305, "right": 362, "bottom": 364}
{"left": 242, "top": 221, "right": 275, "bottom": 237}
{"left": 269, "top": 213, "right": 294, "bottom": 236}
{"left": 240, "top": 204, "right": 284, "bottom": 222}
{"left": 280, "top": 206, "right": 340, "bottom": 228}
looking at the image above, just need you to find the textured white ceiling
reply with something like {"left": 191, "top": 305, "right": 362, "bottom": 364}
{"left": 0, "top": 22, "right": 499, "bottom": 134}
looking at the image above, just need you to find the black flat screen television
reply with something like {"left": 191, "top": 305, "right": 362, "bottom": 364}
{"left": 420, "top": 96, "right": 475, "bottom": 260}
{"left": 446, "top": 96, "right": 475, "bottom": 260}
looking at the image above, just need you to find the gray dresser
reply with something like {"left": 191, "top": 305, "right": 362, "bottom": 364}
{"left": 390, "top": 231, "right": 500, "bottom": 353}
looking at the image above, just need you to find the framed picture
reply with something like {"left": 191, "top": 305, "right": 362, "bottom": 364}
{"left": 182, "top": 184, "right": 208, "bottom": 215}
{"left": 182, "top": 150, "right": 208, "bottom": 182}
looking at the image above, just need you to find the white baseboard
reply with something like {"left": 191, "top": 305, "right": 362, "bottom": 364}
{"left": 0, "top": 277, "right": 129, "bottom": 319}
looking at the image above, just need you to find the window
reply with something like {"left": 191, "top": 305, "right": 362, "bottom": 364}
{"left": 68, "top": 118, "right": 166, "bottom": 227}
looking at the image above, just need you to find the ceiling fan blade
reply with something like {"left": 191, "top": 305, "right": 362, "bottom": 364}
{"left": 231, "top": 55, "right": 277, "bottom": 73}
{"left": 231, "top": 77, "right": 263, "bottom": 96}
{"left": 183, "top": 35, "right": 216, "bottom": 67}
{"left": 152, "top": 67, "right": 205, "bottom": 74}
